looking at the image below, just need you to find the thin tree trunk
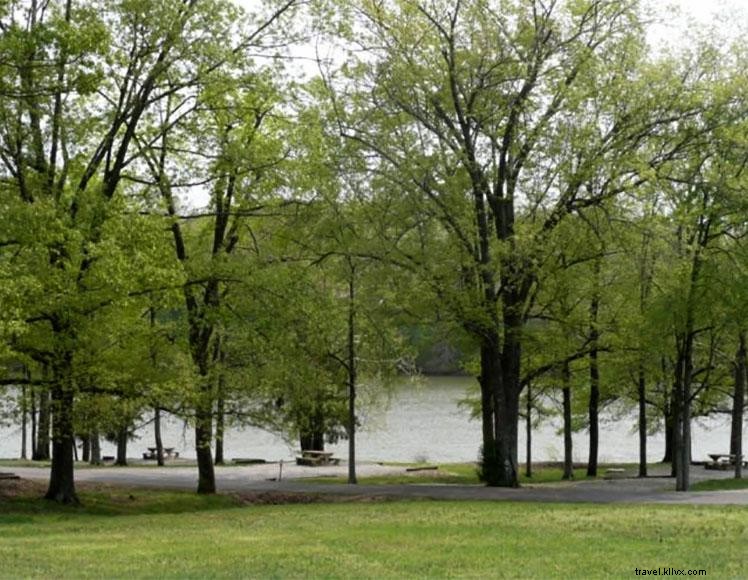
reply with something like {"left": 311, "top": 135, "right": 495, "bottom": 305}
{"left": 587, "top": 349, "right": 599, "bottom": 477}
{"left": 670, "top": 374, "right": 681, "bottom": 479}
{"left": 347, "top": 262, "right": 357, "bottom": 485}
{"left": 563, "top": 362, "right": 573, "bottom": 480}
{"left": 675, "top": 333, "right": 694, "bottom": 492}
{"left": 587, "top": 261, "right": 600, "bottom": 477}
{"left": 215, "top": 374, "right": 225, "bottom": 465}
{"left": 731, "top": 332, "right": 746, "bottom": 479}
{"left": 150, "top": 310, "right": 165, "bottom": 467}
{"left": 31, "top": 385, "right": 37, "bottom": 459}
{"left": 154, "top": 408, "right": 164, "bottom": 467}
{"left": 81, "top": 434, "right": 90, "bottom": 463}
{"left": 20, "top": 384, "right": 28, "bottom": 460}
{"left": 638, "top": 366, "right": 647, "bottom": 478}
{"left": 34, "top": 386, "right": 51, "bottom": 461}
{"left": 663, "top": 407, "right": 674, "bottom": 465}
{"left": 116, "top": 425, "right": 128, "bottom": 466}
{"left": 525, "top": 383, "right": 532, "bottom": 478}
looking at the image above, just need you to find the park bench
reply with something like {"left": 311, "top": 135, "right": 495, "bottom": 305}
{"left": 142, "top": 447, "right": 179, "bottom": 460}
{"left": 705, "top": 453, "right": 746, "bottom": 470}
{"left": 295, "top": 449, "right": 340, "bottom": 466}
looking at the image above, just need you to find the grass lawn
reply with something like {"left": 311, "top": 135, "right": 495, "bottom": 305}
{"left": 691, "top": 477, "right": 748, "bottom": 492}
{"left": 1, "top": 482, "right": 746, "bottom": 578}
{"left": 308, "top": 463, "right": 600, "bottom": 485}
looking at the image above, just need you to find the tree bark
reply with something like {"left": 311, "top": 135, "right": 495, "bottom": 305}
{"left": 562, "top": 362, "right": 574, "bottom": 481}
{"left": 154, "top": 407, "right": 164, "bottom": 467}
{"left": 663, "top": 406, "right": 674, "bottom": 465}
{"left": 347, "top": 263, "right": 357, "bottom": 485}
{"left": 81, "top": 435, "right": 90, "bottom": 463}
{"left": 89, "top": 430, "right": 101, "bottom": 465}
{"left": 195, "top": 406, "right": 216, "bottom": 494}
{"left": 731, "top": 332, "right": 746, "bottom": 479}
{"left": 45, "top": 364, "right": 77, "bottom": 504}
{"left": 34, "top": 387, "right": 51, "bottom": 461}
{"left": 638, "top": 366, "right": 647, "bottom": 478}
{"left": 674, "top": 333, "right": 694, "bottom": 492}
{"left": 525, "top": 383, "right": 532, "bottom": 478}
{"left": 478, "top": 340, "right": 500, "bottom": 484}
{"left": 215, "top": 386, "right": 225, "bottom": 465}
{"left": 31, "top": 385, "right": 37, "bottom": 459}
{"left": 116, "top": 425, "right": 128, "bottom": 466}
{"left": 20, "top": 384, "right": 28, "bottom": 460}
{"left": 587, "top": 349, "right": 599, "bottom": 477}
{"left": 587, "top": 260, "right": 600, "bottom": 477}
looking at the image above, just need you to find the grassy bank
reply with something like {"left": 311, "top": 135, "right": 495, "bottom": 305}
{"left": 1, "top": 483, "right": 746, "bottom": 578}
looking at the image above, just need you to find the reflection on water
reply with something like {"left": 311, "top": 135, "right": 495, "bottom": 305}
{"left": 0, "top": 376, "right": 735, "bottom": 463}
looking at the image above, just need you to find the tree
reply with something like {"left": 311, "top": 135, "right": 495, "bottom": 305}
{"left": 327, "top": 0, "right": 687, "bottom": 486}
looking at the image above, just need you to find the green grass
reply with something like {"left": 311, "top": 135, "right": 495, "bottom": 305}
{"left": 308, "top": 463, "right": 596, "bottom": 485}
{"left": 691, "top": 478, "right": 748, "bottom": 492}
{"left": 0, "top": 486, "right": 746, "bottom": 578}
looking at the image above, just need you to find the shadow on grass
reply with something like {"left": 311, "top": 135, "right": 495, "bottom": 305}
{"left": 0, "top": 479, "right": 242, "bottom": 519}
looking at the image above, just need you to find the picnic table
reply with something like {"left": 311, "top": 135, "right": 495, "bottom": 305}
{"left": 142, "top": 447, "right": 179, "bottom": 460}
{"left": 705, "top": 453, "right": 746, "bottom": 470}
{"left": 295, "top": 449, "right": 340, "bottom": 466}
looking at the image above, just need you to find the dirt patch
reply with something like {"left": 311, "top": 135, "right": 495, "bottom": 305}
{"left": 0, "top": 477, "right": 45, "bottom": 499}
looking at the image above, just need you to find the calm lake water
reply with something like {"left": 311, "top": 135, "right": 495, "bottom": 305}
{"left": 0, "top": 376, "right": 736, "bottom": 463}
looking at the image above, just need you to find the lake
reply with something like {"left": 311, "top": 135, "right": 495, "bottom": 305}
{"left": 0, "top": 376, "right": 736, "bottom": 463}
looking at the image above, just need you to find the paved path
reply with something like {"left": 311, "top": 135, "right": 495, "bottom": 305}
{"left": 10, "top": 463, "right": 748, "bottom": 506}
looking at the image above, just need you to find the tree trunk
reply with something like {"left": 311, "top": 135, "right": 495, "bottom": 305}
{"left": 525, "top": 383, "right": 532, "bottom": 478}
{"left": 663, "top": 407, "right": 673, "bottom": 465}
{"left": 587, "top": 349, "right": 599, "bottom": 477}
{"left": 90, "top": 430, "right": 101, "bottom": 465}
{"left": 638, "top": 366, "right": 647, "bottom": 478}
{"left": 45, "top": 378, "right": 77, "bottom": 504}
{"left": 116, "top": 426, "right": 128, "bottom": 466}
{"left": 195, "top": 406, "right": 216, "bottom": 494}
{"left": 493, "top": 387, "right": 520, "bottom": 487}
{"left": 81, "top": 435, "right": 90, "bottom": 463}
{"left": 562, "top": 363, "right": 574, "bottom": 481}
{"left": 154, "top": 407, "right": 164, "bottom": 467}
{"left": 347, "top": 264, "right": 357, "bottom": 485}
{"left": 215, "top": 390, "right": 225, "bottom": 465}
{"left": 478, "top": 341, "right": 500, "bottom": 484}
{"left": 674, "top": 333, "right": 694, "bottom": 492}
{"left": 731, "top": 332, "right": 746, "bottom": 479}
{"left": 672, "top": 365, "right": 682, "bottom": 480}
{"left": 20, "top": 385, "right": 28, "bottom": 460}
{"left": 587, "top": 262, "right": 600, "bottom": 477}
{"left": 34, "top": 387, "right": 51, "bottom": 461}
{"left": 31, "top": 385, "right": 37, "bottom": 459}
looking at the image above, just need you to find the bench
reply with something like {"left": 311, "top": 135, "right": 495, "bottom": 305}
{"left": 295, "top": 450, "right": 340, "bottom": 467}
{"left": 705, "top": 454, "right": 746, "bottom": 470}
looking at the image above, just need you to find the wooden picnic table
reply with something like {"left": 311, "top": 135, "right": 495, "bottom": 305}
{"left": 143, "top": 447, "right": 179, "bottom": 460}
{"left": 295, "top": 449, "right": 340, "bottom": 466}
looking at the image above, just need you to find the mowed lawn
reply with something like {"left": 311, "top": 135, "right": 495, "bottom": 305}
{"left": 0, "top": 484, "right": 746, "bottom": 579}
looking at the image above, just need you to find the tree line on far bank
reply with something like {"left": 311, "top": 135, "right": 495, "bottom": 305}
{"left": 0, "top": 0, "right": 746, "bottom": 503}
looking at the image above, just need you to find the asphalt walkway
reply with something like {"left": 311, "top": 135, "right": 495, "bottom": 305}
{"left": 10, "top": 462, "right": 748, "bottom": 505}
